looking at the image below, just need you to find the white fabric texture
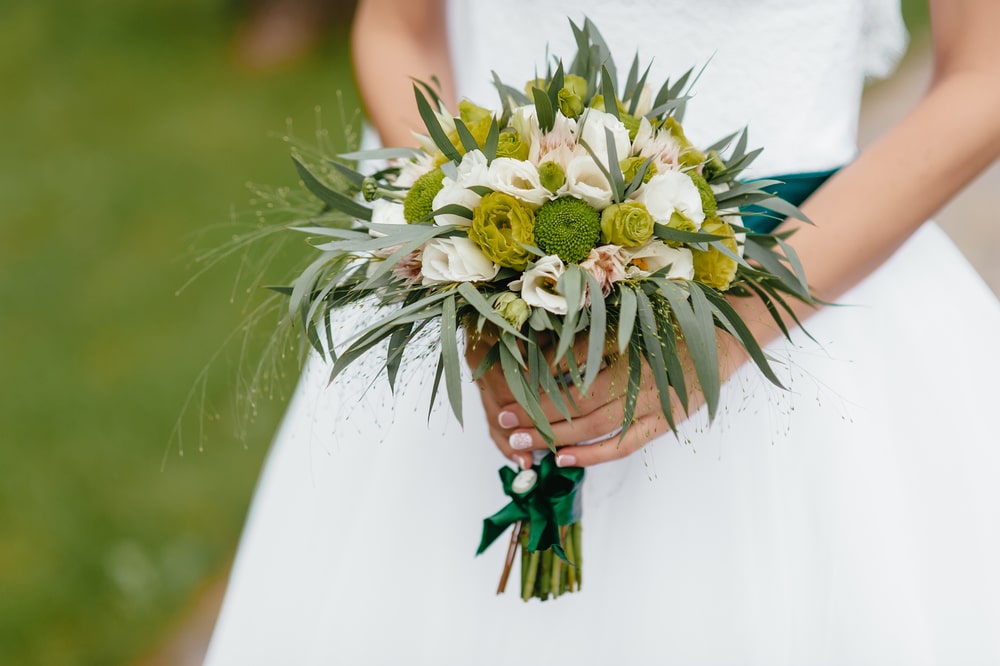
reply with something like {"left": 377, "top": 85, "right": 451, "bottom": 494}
{"left": 205, "top": 2, "right": 1000, "bottom": 664}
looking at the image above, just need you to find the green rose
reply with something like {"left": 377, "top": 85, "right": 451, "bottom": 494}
{"left": 663, "top": 211, "right": 697, "bottom": 248}
{"left": 495, "top": 128, "right": 529, "bottom": 161}
{"left": 619, "top": 156, "right": 657, "bottom": 185}
{"left": 469, "top": 192, "right": 536, "bottom": 270}
{"left": 538, "top": 161, "right": 566, "bottom": 193}
{"left": 692, "top": 216, "right": 739, "bottom": 291}
{"left": 492, "top": 292, "right": 531, "bottom": 330}
{"left": 600, "top": 201, "right": 655, "bottom": 247}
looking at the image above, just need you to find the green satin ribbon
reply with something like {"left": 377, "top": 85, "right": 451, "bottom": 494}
{"left": 477, "top": 453, "right": 584, "bottom": 561}
{"left": 741, "top": 168, "right": 838, "bottom": 233}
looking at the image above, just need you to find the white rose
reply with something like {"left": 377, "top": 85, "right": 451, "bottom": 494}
{"left": 432, "top": 180, "right": 480, "bottom": 227}
{"left": 487, "top": 157, "right": 552, "bottom": 208}
{"left": 563, "top": 153, "right": 614, "bottom": 210}
{"left": 577, "top": 109, "right": 630, "bottom": 167}
{"left": 509, "top": 255, "right": 584, "bottom": 315}
{"left": 368, "top": 199, "right": 407, "bottom": 237}
{"left": 452, "top": 150, "right": 490, "bottom": 188}
{"left": 633, "top": 171, "right": 706, "bottom": 227}
{"left": 624, "top": 241, "right": 694, "bottom": 280}
{"left": 420, "top": 237, "right": 499, "bottom": 284}
{"left": 431, "top": 150, "right": 490, "bottom": 226}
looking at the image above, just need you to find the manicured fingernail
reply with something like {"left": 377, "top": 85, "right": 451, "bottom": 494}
{"left": 514, "top": 454, "right": 531, "bottom": 470}
{"left": 556, "top": 453, "right": 577, "bottom": 468}
{"left": 509, "top": 432, "right": 533, "bottom": 450}
{"left": 498, "top": 411, "right": 519, "bottom": 429}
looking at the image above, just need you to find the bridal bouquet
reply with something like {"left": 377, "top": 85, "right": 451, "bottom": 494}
{"left": 270, "top": 19, "right": 813, "bottom": 601}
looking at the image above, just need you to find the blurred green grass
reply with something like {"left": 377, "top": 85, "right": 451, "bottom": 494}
{"left": 0, "top": 0, "right": 358, "bottom": 663}
{"left": 0, "top": 1, "right": 931, "bottom": 664}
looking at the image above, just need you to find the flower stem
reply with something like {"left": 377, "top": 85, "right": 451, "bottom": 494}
{"left": 496, "top": 521, "right": 522, "bottom": 595}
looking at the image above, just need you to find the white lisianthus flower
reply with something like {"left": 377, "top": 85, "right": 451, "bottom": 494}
{"left": 432, "top": 180, "right": 480, "bottom": 227}
{"left": 368, "top": 199, "right": 407, "bottom": 237}
{"left": 633, "top": 171, "right": 706, "bottom": 227}
{"left": 431, "top": 150, "right": 490, "bottom": 226}
{"left": 487, "top": 157, "right": 552, "bottom": 208}
{"left": 563, "top": 153, "right": 614, "bottom": 209}
{"left": 420, "top": 237, "right": 499, "bottom": 284}
{"left": 509, "top": 255, "right": 583, "bottom": 315}
{"left": 577, "top": 109, "right": 630, "bottom": 167}
{"left": 624, "top": 241, "right": 695, "bottom": 280}
{"left": 453, "top": 150, "right": 490, "bottom": 188}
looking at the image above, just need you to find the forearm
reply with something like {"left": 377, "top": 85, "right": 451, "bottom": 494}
{"left": 732, "top": 27, "right": 1000, "bottom": 350}
{"left": 351, "top": 0, "right": 456, "bottom": 147}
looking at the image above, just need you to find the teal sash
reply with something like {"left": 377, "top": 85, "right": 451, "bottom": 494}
{"left": 740, "top": 168, "right": 838, "bottom": 233}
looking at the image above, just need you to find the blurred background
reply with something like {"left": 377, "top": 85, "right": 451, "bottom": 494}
{"left": 0, "top": 1, "right": 996, "bottom": 664}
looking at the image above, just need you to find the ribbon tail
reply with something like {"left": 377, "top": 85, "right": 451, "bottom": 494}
{"left": 476, "top": 503, "right": 526, "bottom": 555}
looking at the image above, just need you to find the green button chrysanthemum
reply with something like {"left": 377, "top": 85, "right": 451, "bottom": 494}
{"left": 468, "top": 192, "right": 536, "bottom": 270}
{"left": 534, "top": 196, "right": 601, "bottom": 264}
{"left": 403, "top": 168, "right": 445, "bottom": 223}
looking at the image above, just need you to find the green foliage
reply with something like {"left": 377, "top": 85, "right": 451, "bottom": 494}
{"left": 0, "top": 1, "right": 360, "bottom": 664}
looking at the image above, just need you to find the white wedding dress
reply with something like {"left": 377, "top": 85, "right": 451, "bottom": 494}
{"left": 205, "top": 1, "right": 1000, "bottom": 663}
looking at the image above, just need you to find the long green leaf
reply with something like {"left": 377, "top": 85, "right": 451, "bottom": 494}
{"left": 292, "top": 157, "right": 373, "bottom": 221}
{"left": 582, "top": 272, "right": 606, "bottom": 392}
{"left": 456, "top": 283, "right": 528, "bottom": 340}
{"left": 440, "top": 295, "right": 463, "bottom": 425}
{"left": 414, "top": 85, "right": 462, "bottom": 163}
{"left": 698, "top": 284, "right": 784, "bottom": 389}
{"left": 635, "top": 289, "right": 676, "bottom": 431}
{"left": 658, "top": 280, "right": 720, "bottom": 420}
{"left": 600, "top": 65, "right": 619, "bottom": 121}
{"left": 617, "top": 286, "right": 637, "bottom": 354}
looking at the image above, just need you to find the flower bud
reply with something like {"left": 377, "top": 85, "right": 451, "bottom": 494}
{"left": 538, "top": 161, "right": 566, "bottom": 193}
{"left": 493, "top": 292, "right": 531, "bottom": 330}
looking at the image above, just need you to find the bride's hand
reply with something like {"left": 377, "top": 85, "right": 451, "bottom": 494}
{"left": 465, "top": 335, "right": 680, "bottom": 469}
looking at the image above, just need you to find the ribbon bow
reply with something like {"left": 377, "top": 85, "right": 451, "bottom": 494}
{"left": 477, "top": 453, "right": 584, "bottom": 561}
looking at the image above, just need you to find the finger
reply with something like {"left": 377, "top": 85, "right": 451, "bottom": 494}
{"left": 488, "top": 424, "right": 533, "bottom": 470}
{"left": 504, "top": 389, "right": 663, "bottom": 452}
{"left": 492, "top": 355, "right": 630, "bottom": 428}
{"left": 553, "top": 411, "right": 673, "bottom": 468}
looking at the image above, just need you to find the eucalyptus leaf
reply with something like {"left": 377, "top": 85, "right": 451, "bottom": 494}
{"left": 414, "top": 85, "right": 462, "bottom": 163}
{"left": 582, "top": 272, "right": 606, "bottom": 392}
{"left": 440, "top": 295, "right": 464, "bottom": 425}
{"left": 617, "top": 286, "right": 637, "bottom": 354}
{"left": 292, "top": 157, "right": 373, "bottom": 221}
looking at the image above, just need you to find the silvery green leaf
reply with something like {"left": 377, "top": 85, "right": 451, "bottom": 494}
{"left": 635, "top": 289, "right": 676, "bottom": 430}
{"left": 601, "top": 65, "right": 620, "bottom": 121}
{"left": 453, "top": 118, "right": 481, "bottom": 154}
{"left": 414, "top": 85, "right": 462, "bottom": 163}
{"left": 555, "top": 265, "right": 585, "bottom": 364}
{"left": 440, "top": 295, "right": 463, "bottom": 425}
{"left": 484, "top": 118, "right": 500, "bottom": 161}
{"left": 697, "top": 284, "right": 784, "bottom": 389}
{"left": 582, "top": 272, "right": 606, "bottom": 392}
{"left": 292, "top": 157, "right": 373, "bottom": 221}
{"left": 617, "top": 286, "right": 637, "bottom": 355}
{"left": 658, "top": 280, "right": 720, "bottom": 420}
{"left": 743, "top": 237, "right": 810, "bottom": 300}
{"left": 456, "top": 282, "right": 528, "bottom": 341}
{"left": 653, "top": 223, "right": 726, "bottom": 244}
{"left": 338, "top": 147, "right": 424, "bottom": 161}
